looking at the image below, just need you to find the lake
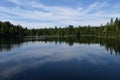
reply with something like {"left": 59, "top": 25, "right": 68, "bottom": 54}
{"left": 0, "top": 37, "right": 120, "bottom": 80}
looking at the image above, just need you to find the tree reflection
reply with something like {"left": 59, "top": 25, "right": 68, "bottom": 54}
{"left": 0, "top": 36, "right": 120, "bottom": 55}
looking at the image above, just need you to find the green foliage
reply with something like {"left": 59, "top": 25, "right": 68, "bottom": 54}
{"left": 0, "top": 21, "right": 28, "bottom": 37}
{"left": 0, "top": 17, "right": 120, "bottom": 37}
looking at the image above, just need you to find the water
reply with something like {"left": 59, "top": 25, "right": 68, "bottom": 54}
{"left": 0, "top": 37, "right": 120, "bottom": 80}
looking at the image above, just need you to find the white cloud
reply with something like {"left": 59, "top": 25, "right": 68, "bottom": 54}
{"left": 0, "top": 0, "right": 120, "bottom": 28}
{"left": 8, "top": 0, "right": 21, "bottom": 5}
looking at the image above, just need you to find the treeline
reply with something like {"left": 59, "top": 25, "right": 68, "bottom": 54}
{"left": 0, "top": 21, "right": 28, "bottom": 37}
{"left": 0, "top": 17, "right": 120, "bottom": 37}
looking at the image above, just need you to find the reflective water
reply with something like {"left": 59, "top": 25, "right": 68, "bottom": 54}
{"left": 0, "top": 37, "right": 120, "bottom": 80}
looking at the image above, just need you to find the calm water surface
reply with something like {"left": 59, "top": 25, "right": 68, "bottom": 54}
{"left": 0, "top": 37, "right": 120, "bottom": 80}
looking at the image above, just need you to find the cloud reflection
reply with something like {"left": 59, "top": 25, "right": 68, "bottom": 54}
{"left": 0, "top": 42, "right": 119, "bottom": 79}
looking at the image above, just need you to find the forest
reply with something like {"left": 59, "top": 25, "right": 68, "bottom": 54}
{"left": 0, "top": 17, "right": 120, "bottom": 38}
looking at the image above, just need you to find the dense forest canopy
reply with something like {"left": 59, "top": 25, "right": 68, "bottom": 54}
{"left": 0, "top": 17, "right": 120, "bottom": 37}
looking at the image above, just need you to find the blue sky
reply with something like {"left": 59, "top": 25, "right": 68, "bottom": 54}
{"left": 0, "top": 0, "right": 120, "bottom": 28}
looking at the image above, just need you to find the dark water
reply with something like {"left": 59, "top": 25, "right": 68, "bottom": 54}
{"left": 0, "top": 37, "right": 120, "bottom": 80}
